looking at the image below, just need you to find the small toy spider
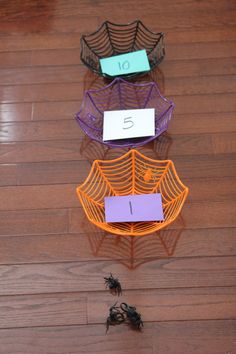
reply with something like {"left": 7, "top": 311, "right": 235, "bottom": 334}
{"left": 104, "top": 273, "right": 122, "bottom": 296}
{"left": 137, "top": 163, "right": 158, "bottom": 183}
{"left": 106, "top": 302, "right": 125, "bottom": 333}
{"left": 120, "top": 302, "right": 144, "bottom": 330}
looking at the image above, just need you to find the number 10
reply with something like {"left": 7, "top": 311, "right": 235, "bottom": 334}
{"left": 118, "top": 60, "right": 130, "bottom": 71}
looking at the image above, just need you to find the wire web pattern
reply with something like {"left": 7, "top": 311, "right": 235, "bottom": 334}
{"left": 80, "top": 20, "right": 165, "bottom": 77}
{"left": 75, "top": 78, "right": 174, "bottom": 148}
{"left": 76, "top": 150, "right": 189, "bottom": 236}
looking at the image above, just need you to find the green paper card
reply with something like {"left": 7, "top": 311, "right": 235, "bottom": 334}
{"left": 100, "top": 50, "right": 150, "bottom": 76}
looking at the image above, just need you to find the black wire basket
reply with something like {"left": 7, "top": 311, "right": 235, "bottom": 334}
{"left": 80, "top": 20, "right": 165, "bottom": 78}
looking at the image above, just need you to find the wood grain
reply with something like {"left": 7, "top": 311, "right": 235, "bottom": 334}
{"left": 0, "top": 209, "right": 68, "bottom": 236}
{"left": 87, "top": 287, "right": 236, "bottom": 323}
{"left": 0, "top": 293, "right": 87, "bottom": 329}
{"left": 0, "top": 75, "right": 235, "bottom": 104}
{"left": 0, "top": 287, "right": 235, "bottom": 329}
{"left": 0, "top": 176, "right": 235, "bottom": 211}
{"left": 0, "top": 227, "right": 235, "bottom": 265}
{"left": 0, "top": 131, "right": 235, "bottom": 165}
{"left": 0, "top": 56, "right": 235, "bottom": 84}
{"left": 0, "top": 256, "right": 235, "bottom": 296}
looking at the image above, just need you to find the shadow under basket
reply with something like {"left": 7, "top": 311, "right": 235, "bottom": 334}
{"left": 80, "top": 20, "right": 165, "bottom": 78}
{"left": 75, "top": 78, "right": 174, "bottom": 148}
{"left": 76, "top": 149, "right": 189, "bottom": 237}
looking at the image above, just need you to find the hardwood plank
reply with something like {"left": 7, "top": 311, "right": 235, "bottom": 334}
{"left": 0, "top": 140, "right": 84, "bottom": 164}
{"left": 162, "top": 57, "right": 236, "bottom": 78}
{"left": 153, "top": 320, "right": 236, "bottom": 354}
{"left": 0, "top": 293, "right": 87, "bottom": 329}
{"left": 0, "top": 15, "right": 99, "bottom": 35}
{"left": 1, "top": 117, "right": 235, "bottom": 143}
{"left": 0, "top": 164, "right": 17, "bottom": 187}
{"left": 33, "top": 100, "right": 79, "bottom": 120}
{"left": 180, "top": 201, "right": 236, "bottom": 229}
{"left": 0, "top": 177, "right": 234, "bottom": 212}
{"left": 31, "top": 48, "right": 81, "bottom": 67}
{"left": 0, "top": 320, "right": 234, "bottom": 354}
{"left": 11, "top": 154, "right": 235, "bottom": 187}
{"left": 59, "top": 8, "right": 236, "bottom": 30}
{"left": 4, "top": 187, "right": 230, "bottom": 240}
{"left": 0, "top": 120, "right": 82, "bottom": 142}
{"left": 0, "top": 140, "right": 83, "bottom": 164}
{"left": 172, "top": 154, "right": 236, "bottom": 179}
{"left": 0, "top": 102, "right": 32, "bottom": 122}
{"left": 165, "top": 41, "right": 236, "bottom": 60}
{"left": 1, "top": 132, "right": 236, "bottom": 169}
{"left": 0, "top": 209, "right": 68, "bottom": 236}
{"left": 0, "top": 13, "right": 234, "bottom": 51}
{"left": 0, "top": 256, "right": 235, "bottom": 295}
{"left": 0, "top": 324, "right": 154, "bottom": 354}
{"left": 0, "top": 51, "right": 31, "bottom": 68}
{"left": 0, "top": 184, "right": 79, "bottom": 211}
{"left": 170, "top": 132, "right": 236, "bottom": 155}
{"left": 88, "top": 287, "right": 236, "bottom": 323}
{"left": 30, "top": 41, "right": 236, "bottom": 68}
{"left": 0, "top": 75, "right": 235, "bottom": 104}
{"left": 0, "top": 227, "right": 235, "bottom": 265}
{"left": 0, "top": 120, "right": 81, "bottom": 142}
{"left": 0, "top": 57, "right": 235, "bottom": 85}
{"left": 0, "top": 287, "right": 235, "bottom": 329}
{"left": 0, "top": 65, "right": 86, "bottom": 85}
{"left": 166, "top": 75, "right": 236, "bottom": 95}
{"left": 2, "top": 0, "right": 233, "bottom": 20}
{"left": 0, "top": 82, "right": 83, "bottom": 104}
{"left": 70, "top": 200, "right": 236, "bottom": 233}
{"left": 2, "top": 0, "right": 235, "bottom": 21}
{"left": 98, "top": 10, "right": 236, "bottom": 30}
{"left": 0, "top": 95, "right": 234, "bottom": 123}
{"left": 0, "top": 33, "right": 83, "bottom": 52}
{"left": 169, "top": 112, "right": 236, "bottom": 134}
{"left": 173, "top": 93, "right": 236, "bottom": 114}
{"left": 16, "top": 160, "right": 91, "bottom": 185}
{"left": 186, "top": 177, "right": 236, "bottom": 202}
{"left": 167, "top": 27, "right": 236, "bottom": 43}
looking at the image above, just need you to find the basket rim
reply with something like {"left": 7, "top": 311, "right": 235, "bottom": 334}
{"left": 81, "top": 19, "right": 164, "bottom": 40}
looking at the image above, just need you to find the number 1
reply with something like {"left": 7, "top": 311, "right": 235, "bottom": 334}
{"left": 129, "top": 201, "right": 133, "bottom": 215}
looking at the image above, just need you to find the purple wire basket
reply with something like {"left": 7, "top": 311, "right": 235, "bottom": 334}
{"left": 75, "top": 78, "right": 174, "bottom": 148}
{"left": 80, "top": 20, "right": 165, "bottom": 78}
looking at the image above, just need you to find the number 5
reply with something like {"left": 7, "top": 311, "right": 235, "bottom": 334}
{"left": 123, "top": 116, "right": 134, "bottom": 129}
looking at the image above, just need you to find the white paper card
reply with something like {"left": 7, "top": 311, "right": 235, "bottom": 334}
{"left": 103, "top": 108, "right": 155, "bottom": 141}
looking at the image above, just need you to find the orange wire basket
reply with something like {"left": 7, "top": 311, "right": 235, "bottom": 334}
{"left": 76, "top": 149, "right": 189, "bottom": 236}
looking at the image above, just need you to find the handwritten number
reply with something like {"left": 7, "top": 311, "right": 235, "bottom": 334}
{"left": 118, "top": 60, "right": 130, "bottom": 71}
{"left": 129, "top": 201, "right": 133, "bottom": 215}
{"left": 123, "top": 116, "right": 134, "bottom": 130}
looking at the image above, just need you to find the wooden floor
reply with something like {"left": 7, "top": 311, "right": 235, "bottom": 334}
{"left": 0, "top": 0, "right": 236, "bottom": 353}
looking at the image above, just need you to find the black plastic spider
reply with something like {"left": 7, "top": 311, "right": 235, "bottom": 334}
{"left": 104, "top": 273, "right": 122, "bottom": 296}
{"left": 106, "top": 302, "right": 125, "bottom": 333}
{"left": 120, "top": 302, "right": 144, "bottom": 330}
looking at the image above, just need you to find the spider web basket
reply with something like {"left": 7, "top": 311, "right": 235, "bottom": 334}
{"left": 80, "top": 20, "right": 165, "bottom": 78}
{"left": 75, "top": 78, "right": 174, "bottom": 148}
{"left": 76, "top": 149, "right": 189, "bottom": 236}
